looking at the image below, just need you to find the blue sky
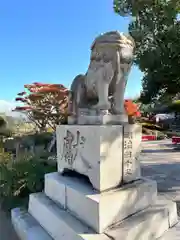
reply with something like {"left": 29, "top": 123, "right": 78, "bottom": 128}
{"left": 0, "top": 0, "right": 143, "bottom": 103}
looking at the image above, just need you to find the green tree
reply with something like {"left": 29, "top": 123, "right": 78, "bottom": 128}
{"left": 114, "top": 0, "right": 180, "bottom": 103}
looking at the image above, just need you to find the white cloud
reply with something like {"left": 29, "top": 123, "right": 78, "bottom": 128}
{"left": 0, "top": 100, "right": 16, "bottom": 112}
{"left": 0, "top": 100, "right": 23, "bottom": 117}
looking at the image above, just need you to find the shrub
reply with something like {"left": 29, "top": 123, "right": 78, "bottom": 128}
{"left": 32, "top": 132, "right": 53, "bottom": 145}
{"left": 142, "top": 127, "right": 155, "bottom": 135}
{"left": 0, "top": 152, "right": 56, "bottom": 211}
{"left": 0, "top": 128, "right": 12, "bottom": 138}
{"left": 156, "top": 131, "right": 167, "bottom": 140}
{"left": 22, "top": 132, "right": 53, "bottom": 147}
{"left": 141, "top": 122, "right": 164, "bottom": 131}
{"left": 164, "top": 131, "right": 180, "bottom": 138}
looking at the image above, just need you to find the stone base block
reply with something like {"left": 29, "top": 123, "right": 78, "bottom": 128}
{"left": 77, "top": 114, "right": 128, "bottom": 125}
{"left": 56, "top": 125, "right": 123, "bottom": 192}
{"left": 105, "top": 195, "right": 178, "bottom": 240}
{"left": 56, "top": 124, "right": 142, "bottom": 191}
{"left": 28, "top": 193, "right": 109, "bottom": 240}
{"left": 106, "top": 204, "right": 169, "bottom": 240}
{"left": 27, "top": 192, "right": 177, "bottom": 240}
{"left": 155, "top": 195, "right": 178, "bottom": 228}
{"left": 159, "top": 220, "right": 180, "bottom": 240}
{"left": 11, "top": 205, "right": 180, "bottom": 240}
{"left": 11, "top": 208, "right": 52, "bottom": 240}
{"left": 68, "top": 108, "right": 129, "bottom": 125}
{"left": 45, "top": 172, "right": 157, "bottom": 233}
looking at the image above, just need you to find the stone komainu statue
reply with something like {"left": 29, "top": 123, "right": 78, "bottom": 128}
{"left": 68, "top": 31, "right": 135, "bottom": 123}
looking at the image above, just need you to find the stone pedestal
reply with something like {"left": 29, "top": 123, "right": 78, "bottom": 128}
{"left": 56, "top": 124, "right": 141, "bottom": 191}
{"left": 11, "top": 172, "right": 178, "bottom": 240}
{"left": 68, "top": 108, "right": 129, "bottom": 125}
{"left": 44, "top": 172, "right": 157, "bottom": 233}
{"left": 11, "top": 124, "right": 179, "bottom": 240}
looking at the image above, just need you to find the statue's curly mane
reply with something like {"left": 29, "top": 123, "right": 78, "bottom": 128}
{"left": 91, "top": 31, "right": 135, "bottom": 50}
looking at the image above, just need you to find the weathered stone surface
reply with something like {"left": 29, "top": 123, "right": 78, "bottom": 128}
{"left": 45, "top": 172, "right": 157, "bottom": 233}
{"left": 123, "top": 123, "right": 142, "bottom": 183}
{"left": 28, "top": 192, "right": 177, "bottom": 240}
{"left": 45, "top": 173, "right": 66, "bottom": 209}
{"left": 105, "top": 204, "right": 169, "bottom": 240}
{"left": 159, "top": 220, "right": 180, "bottom": 240}
{"left": 56, "top": 124, "right": 142, "bottom": 191}
{"left": 11, "top": 208, "right": 52, "bottom": 240}
{"left": 56, "top": 125, "right": 124, "bottom": 191}
{"left": 77, "top": 114, "right": 128, "bottom": 125}
{"left": 11, "top": 135, "right": 179, "bottom": 240}
{"left": 28, "top": 193, "right": 110, "bottom": 240}
{"left": 155, "top": 195, "right": 178, "bottom": 228}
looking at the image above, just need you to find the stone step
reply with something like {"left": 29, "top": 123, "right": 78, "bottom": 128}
{"left": 28, "top": 191, "right": 178, "bottom": 240}
{"left": 155, "top": 195, "right": 178, "bottom": 228}
{"left": 105, "top": 202, "right": 175, "bottom": 240}
{"left": 11, "top": 207, "right": 52, "bottom": 240}
{"left": 28, "top": 192, "right": 110, "bottom": 240}
{"left": 44, "top": 172, "right": 157, "bottom": 233}
{"left": 159, "top": 220, "right": 180, "bottom": 240}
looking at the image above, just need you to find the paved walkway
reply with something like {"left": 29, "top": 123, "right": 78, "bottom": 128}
{"left": 0, "top": 209, "right": 18, "bottom": 240}
{"left": 141, "top": 140, "right": 180, "bottom": 203}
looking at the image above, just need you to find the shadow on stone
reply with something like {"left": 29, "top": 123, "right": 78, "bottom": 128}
{"left": 62, "top": 169, "right": 92, "bottom": 186}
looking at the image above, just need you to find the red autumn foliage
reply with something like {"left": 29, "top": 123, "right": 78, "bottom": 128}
{"left": 13, "top": 106, "right": 33, "bottom": 111}
{"left": 48, "top": 84, "right": 66, "bottom": 88}
{"left": 124, "top": 99, "right": 141, "bottom": 117}
{"left": 17, "top": 91, "right": 26, "bottom": 96}
{"left": 15, "top": 97, "right": 24, "bottom": 101}
{"left": 135, "top": 111, "right": 141, "bottom": 117}
{"left": 14, "top": 82, "right": 69, "bottom": 131}
{"left": 37, "top": 86, "right": 68, "bottom": 94}
{"left": 28, "top": 94, "right": 44, "bottom": 101}
{"left": 15, "top": 97, "right": 27, "bottom": 103}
